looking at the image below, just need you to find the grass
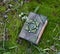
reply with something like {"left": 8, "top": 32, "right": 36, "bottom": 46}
{"left": 0, "top": 0, "right": 60, "bottom": 54}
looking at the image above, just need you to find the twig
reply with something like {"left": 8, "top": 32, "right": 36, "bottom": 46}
{"left": 3, "top": 22, "right": 6, "bottom": 51}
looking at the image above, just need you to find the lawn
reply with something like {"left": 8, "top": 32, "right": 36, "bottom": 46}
{"left": 0, "top": 0, "right": 60, "bottom": 54}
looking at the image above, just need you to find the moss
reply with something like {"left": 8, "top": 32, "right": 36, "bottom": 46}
{"left": 0, "top": 6, "right": 6, "bottom": 13}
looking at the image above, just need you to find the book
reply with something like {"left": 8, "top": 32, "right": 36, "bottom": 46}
{"left": 19, "top": 12, "right": 48, "bottom": 45}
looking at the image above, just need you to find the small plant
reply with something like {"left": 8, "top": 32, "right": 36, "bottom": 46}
{"left": 19, "top": 12, "right": 28, "bottom": 20}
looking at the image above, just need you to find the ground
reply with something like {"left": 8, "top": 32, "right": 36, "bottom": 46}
{"left": 0, "top": 0, "right": 60, "bottom": 54}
